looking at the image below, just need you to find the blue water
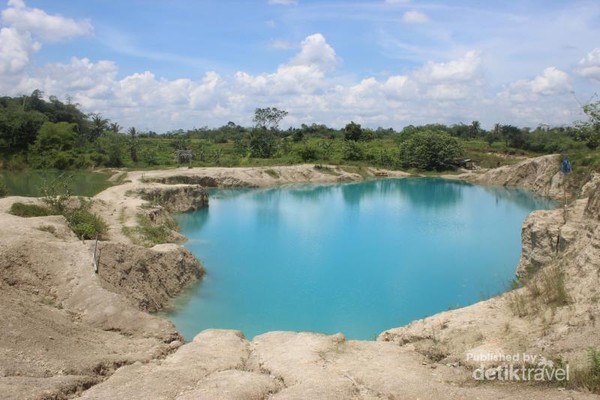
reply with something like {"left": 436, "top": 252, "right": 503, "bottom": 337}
{"left": 167, "top": 178, "right": 554, "bottom": 341}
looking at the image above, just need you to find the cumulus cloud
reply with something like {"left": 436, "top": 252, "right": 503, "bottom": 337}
{"left": 0, "top": 27, "right": 39, "bottom": 75}
{"left": 575, "top": 48, "right": 600, "bottom": 82}
{"left": 2, "top": 0, "right": 93, "bottom": 42}
{"left": 0, "top": 0, "right": 92, "bottom": 77}
{"left": 495, "top": 67, "right": 575, "bottom": 126}
{"left": 402, "top": 10, "right": 430, "bottom": 23}
{"left": 288, "top": 33, "right": 339, "bottom": 73}
{"left": 499, "top": 67, "right": 571, "bottom": 103}
{"left": 0, "top": 35, "right": 495, "bottom": 130}
{"left": 416, "top": 51, "right": 482, "bottom": 83}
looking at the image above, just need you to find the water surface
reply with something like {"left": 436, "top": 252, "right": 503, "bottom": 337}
{"left": 169, "top": 178, "right": 554, "bottom": 340}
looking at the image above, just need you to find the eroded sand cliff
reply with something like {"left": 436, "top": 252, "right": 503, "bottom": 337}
{"left": 1, "top": 160, "right": 599, "bottom": 399}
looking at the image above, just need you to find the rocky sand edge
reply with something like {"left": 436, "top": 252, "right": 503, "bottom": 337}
{"left": 2, "top": 159, "right": 600, "bottom": 399}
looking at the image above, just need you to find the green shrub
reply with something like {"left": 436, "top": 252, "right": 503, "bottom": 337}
{"left": 0, "top": 180, "right": 7, "bottom": 198}
{"left": 66, "top": 200, "right": 108, "bottom": 240}
{"left": 342, "top": 141, "right": 365, "bottom": 161}
{"left": 9, "top": 202, "right": 53, "bottom": 217}
{"left": 297, "top": 144, "right": 319, "bottom": 161}
{"left": 399, "top": 130, "right": 463, "bottom": 171}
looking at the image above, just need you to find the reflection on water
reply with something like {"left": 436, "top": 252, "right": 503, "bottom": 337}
{"left": 483, "top": 186, "right": 556, "bottom": 212}
{"left": 393, "top": 178, "right": 466, "bottom": 210}
{"left": 169, "top": 178, "right": 555, "bottom": 340}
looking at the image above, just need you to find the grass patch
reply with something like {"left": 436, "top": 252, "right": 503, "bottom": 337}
{"left": 507, "top": 266, "right": 570, "bottom": 317}
{"left": 9, "top": 198, "right": 106, "bottom": 240}
{"left": 264, "top": 169, "right": 280, "bottom": 179}
{"left": 136, "top": 213, "right": 172, "bottom": 245}
{"left": 112, "top": 171, "right": 129, "bottom": 185}
{"left": 123, "top": 213, "right": 174, "bottom": 246}
{"left": 10, "top": 202, "right": 54, "bottom": 217}
{"left": 569, "top": 349, "right": 600, "bottom": 393}
{"left": 66, "top": 201, "right": 108, "bottom": 240}
{"left": 529, "top": 266, "right": 570, "bottom": 307}
{"left": 339, "top": 165, "right": 371, "bottom": 178}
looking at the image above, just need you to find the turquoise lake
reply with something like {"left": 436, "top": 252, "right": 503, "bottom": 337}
{"left": 168, "top": 178, "right": 554, "bottom": 341}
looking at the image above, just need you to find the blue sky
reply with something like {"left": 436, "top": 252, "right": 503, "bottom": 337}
{"left": 0, "top": 0, "right": 599, "bottom": 131}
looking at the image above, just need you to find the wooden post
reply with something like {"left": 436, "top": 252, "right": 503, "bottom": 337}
{"left": 92, "top": 235, "right": 99, "bottom": 273}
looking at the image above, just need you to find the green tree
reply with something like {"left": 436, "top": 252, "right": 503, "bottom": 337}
{"left": 88, "top": 113, "right": 109, "bottom": 142}
{"left": 344, "top": 121, "right": 364, "bottom": 142}
{"left": 501, "top": 125, "right": 526, "bottom": 148}
{"left": 253, "top": 107, "right": 288, "bottom": 131}
{"left": 319, "top": 140, "right": 334, "bottom": 160}
{"left": 578, "top": 101, "right": 600, "bottom": 150}
{"left": 30, "top": 122, "right": 78, "bottom": 169}
{"left": 399, "top": 131, "right": 463, "bottom": 171}
{"left": 0, "top": 108, "right": 47, "bottom": 153}
{"left": 469, "top": 120, "right": 481, "bottom": 138}
{"left": 110, "top": 122, "right": 122, "bottom": 133}
{"left": 127, "top": 127, "right": 139, "bottom": 162}
{"left": 249, "top": 129, "right": 278, "bottom": 158}
{"left": 96, "top": 131, "right": 125, "bottom": 167}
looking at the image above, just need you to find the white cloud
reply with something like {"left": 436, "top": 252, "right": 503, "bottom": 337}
{"left": 416, "top": 51, "right": 482, "bottom": 83}
{"left": 0, "top": 39, "right": 498, "bottom": 130}
{"left": 385, "top": 0, "right": 410, "bottom": 4}
{"left": 575, "top": 48, "right": 600, "bottom": 82}
{"left": 0, "top": 27, "right": 39, "bottom": 75}
{"left": 2, "top": 0, "right": 93, "bottom": 42}
{"left": 288, "top": 33, "right": 339, "bottom": 73}
{"left": 499, "top": 67, "right": 571, "bottom": 103}
{"left": 495, "top": 67, "right": 575, "bottom": 126}
{"left": 268, "top": 0, "right": 297, "bottom": 5}
{"left": 0, "top": 0, "right": 91, "bottom": 79}
{"left": 402, "top": 10, "right": 430, "bottom": 23}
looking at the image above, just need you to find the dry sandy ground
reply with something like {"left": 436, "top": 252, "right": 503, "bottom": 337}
{"left": 2, "top": 159, "right": 600, "bottom": 399}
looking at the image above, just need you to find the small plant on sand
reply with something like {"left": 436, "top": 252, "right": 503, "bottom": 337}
{"left": 569, "top": 348, "right": 600, "bottom": 393}
{"left": 264, "top": 169, "right": 280, "bottom": 179}
{"left": 38, "top": 174, "right": 107, "bottom": 239}
{"left": 9, "top": 202, "right": 54, "bottom": 217}
{"left": 507, "top": 289, "right": 530, "bottom": 317}
{"left": 40, "top": 173, "right": 73, "bottom": 214}
{"left": 531, "top": 266, "right": 570, "bottom": 307}
{"left": 66, "top": 199, "right": 108, "bottom": 240}
{"left": 507, "top": 266, "right": 570, "bottom": 317}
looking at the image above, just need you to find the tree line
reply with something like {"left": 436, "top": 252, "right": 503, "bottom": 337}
{"left": 1, "top": 91, "right": 599, "bottom": 172}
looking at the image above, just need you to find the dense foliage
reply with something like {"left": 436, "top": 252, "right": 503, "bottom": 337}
{"left": 399, "top": 131, "right": 463, "bottom": 170}
{"left": 1, "top": 91, "right": 599, "bottom": 173}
